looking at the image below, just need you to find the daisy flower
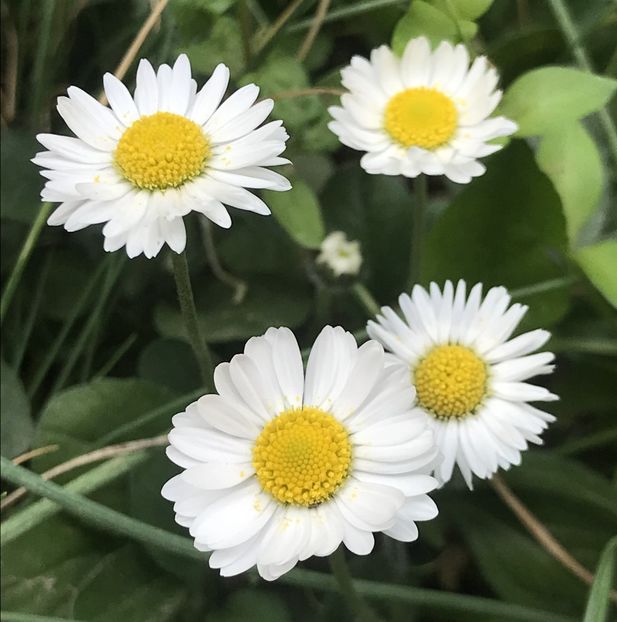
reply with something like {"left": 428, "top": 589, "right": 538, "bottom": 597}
{"left": 317, "top": 231, "right": 363, "bottom": 277}
{"left": 33, "top": 54, "right": 290, "bottom": 258}
{"left": 328, "top": 37, "right": 517, "bottom": 184}
{"left": 162, "top": 326, "right": 438, "bottom": 580}
{"left": 367, "top": 280, "right": 557, "bottom": 488}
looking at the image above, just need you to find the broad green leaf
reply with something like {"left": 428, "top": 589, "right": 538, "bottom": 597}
{"left": 455, "top": 502, "right": 586, "bottom": 614}
{"left": 392, "top": 1, "right": 457, "bottom": 52}
{"left": 536, "top": 122, "right": 603, "bottom": 246}
{"left": 583, "top": 536, "right": 617, "bottom": 622}
{"left": 209, "top": 589, "right": 291, "bottom": 622}
{"left": 422, "top": 141, "right": 570, "bottom": 329}
{"left": 33, "top": 378, "right": 175, "bottom": 471}
{"left": 154, "top": 279, "right": 311, "bottom": 344}
{"left": 138, "top": 338, "right": 201, "bottom": 394}
{"left": 500, "top": 67, "right": 617, "bottom": 136}
{"left": 574, "top": 240, "right": 617, "bottom": 308}
{"left": 450, "top": 0, "right": 493, "bottom": 19}
{"left": 1, "top": 360, "right": 33, "bottom": 458}
{"left": 265, "top": 179, "right": 325, "bottom": 249}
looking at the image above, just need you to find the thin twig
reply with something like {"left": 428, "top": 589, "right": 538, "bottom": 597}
{"left": 491, "top": 474, "right": 617, "bottom": 603}
{"left": 98, "top": 0, "right": 169, "bottom": 104}
{"left": 199, "top": 219, "right": 248, "bottom": 304}
{"left": 297, "top": 0, "right": 331, "bottom": 61}
{"left": 253, "top": 0, "right": 304, "bottom": 54}
{"left": 11, "top": 445, "right": 59, "bottom": 466}
{"left": 272, "top": 87, "right": 344, "bottom": 100}
{"left": 1, "top": 435, "right": 167, "bottom": 511}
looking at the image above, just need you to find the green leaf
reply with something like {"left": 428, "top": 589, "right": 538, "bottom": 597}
{"left": 455, "top": 502, "right": 586, "bottom": 615}
{"left": 154, "top": 279, "right": 311, "bottom": 344}
{"left": 32, "top": 378, "right": 175, "bottom": 471}
{"left": 0, "top": 129, "right": 42, "bottom": 224}
{"left": 138, "top": 338, "right": 201, "bottom": 394}
{"left": 536, "top": 122, "right": 603, "bottom": 246}
{"left": 209, "top": 589, "right": 291, "bottom": 622}
{"left": 450, "top": 0, "right": 494, "bottom": 20}
{"left": 72, "top": 545, "right": 187, "bottom": 622}
{"left": 583, "top": 536, "right": 617, "bottom": 622}
{"left": 177, "top": 16, "right": 245, "bottom": 76}
{"left": 265, "top": 179, "right": 325, "bottom": 249}
{"left": 500, "top": 67, "right": 617, "bottom": 136}
{"left": 573, "top": 240, "right": 617, "bottom": 308}
{"left": 392, "top": 1, "right": 459, "bottom": 52}
{"left": 1, "top": 360, "right": 33, "bottom": 458}
{"left": 422, "top": 141, "right": 570, "bottom": 329}
{"left": 240, "top": 56, "right": 322, "bottom": 134}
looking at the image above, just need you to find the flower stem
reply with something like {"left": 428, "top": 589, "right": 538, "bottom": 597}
{"left": 0, "top": 202, "right": 53, "bottom": 325}
{"left": 328, "top": 547, "right": 381, "bottom": 622}
{"left": 171, "top": 251, "right": 214, "bottom": 388}
{"left": 408, "top": 174, "right": 428, "bottom": 290}
{"left": 352, "top": 283, "right": 381, "bottom": 317}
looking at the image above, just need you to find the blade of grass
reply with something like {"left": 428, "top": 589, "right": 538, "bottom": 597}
{"left": 92, "top": 333, "right": 138, "bottom": 379}
{"left": 583, "top": 536, "right": 617, "bottom": 622}
{"left": 28, "top": 0, "right": 55, "bottom": 127}
{"left": 0, "top": 203, "right": 53, "bottom": 325}
{"left": 27, "top": 259, "right": 109, "bottom": 398}
{"left": 0, "top": 614, "right": 84, "bottom": 622}
{"left": 51, "top": 255, "right": 125, "bottom": 394}
{"left": 0, "top": 458, "right": 577, "bottom": 622}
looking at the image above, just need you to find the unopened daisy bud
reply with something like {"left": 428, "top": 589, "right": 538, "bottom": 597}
{"left": 367, "top": 280, "right": 558, "bottom": 489}
{"left": 162, "top": 326, "right": 439, "bottom": 580}
{"left": 328, "top": 37, "right": 517, "bottom": 184}
{"left": 317, "top": 231, "right": 362, "bottom": 277}
{"left": 33, "top": 54, "right": 291, "bottom": 259}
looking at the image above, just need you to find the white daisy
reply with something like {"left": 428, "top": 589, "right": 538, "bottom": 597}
{"left": 328, "top": 37, "right": 517, "bottom": 184}
{"left": 367, "top": 280, "right": 557, "bottom": 488}
{"left": 33, "top": 54, "right": 290, "bottom": 258}
{"left": 162, "top": 325, "right": 438, "bottom": 580}
{"left": 317, "top": 231, "right": 363, "bottom": 277}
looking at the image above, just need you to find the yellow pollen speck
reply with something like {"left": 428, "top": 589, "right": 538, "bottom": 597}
{"left": 414, "top": 344, "right": 487, "bottom": 419}
{"left": 114, "top": 112, "right": 210, "bottom": 190}
{"left": 252, "top": 406, "right": 352, "bottom": 507}
{"left": 384, "top": 87, "right": 457, "bottom": 150}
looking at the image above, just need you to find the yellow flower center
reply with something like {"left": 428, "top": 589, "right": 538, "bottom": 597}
{"left": 253, "top": 407, "right": 352, "bottom": 507}
{"left": 414, "top": 344, "right": 487, "bottom": 419}
{"left": 114, "top": 112, "right": 210, "bottom": 190}
{"left": 384, "top": 87, "right": 458, "bottom": 149}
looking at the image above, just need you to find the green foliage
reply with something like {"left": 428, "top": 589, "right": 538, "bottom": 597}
{"left": 32, "top": 379, "right": 175, "bottom": 470}
{"left": 265, "top": 179, "right": 326, "bottom": 249}
{"left": 500, "top": 67, "right": 617, "bottom": 136}
{"left": 0, "top": 360, "right": 33, "bottom": 458}
{"left": 583, "top": 537, "right": 617, "bottom": 622}
{"left": 422, "top": 141, "right": 569, "bottom": 328}
{"left": 573, "top": 241, "right": 617, "bottom": 308}
{"left": 154, "top": 279, "right": 312, "bottom": 344}
{"left": 536, "top": 122, "right": 603, "bottom": 246}
{"left": 2, "top": 1, "right": 617, "bottom": 621}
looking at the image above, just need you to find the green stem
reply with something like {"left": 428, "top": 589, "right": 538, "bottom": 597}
{"left": 0, "top": 458, "right": 577, "bottom": 622}
{"left": 546, "top": 0, "right": 617, "bottom": 168}
{"left": 328, "top": 547, "right": 381, "bottom": 622}
{"left": 1, "top": 454, "right": 149, "bottom": 544}
{"left": 29, "top": 0, "right": 55, "bottom": 127}
{"left": 0, "top": 202, "right": 53, "bottom": 325}
{"left": 0, "top": 456, "right": 202, "bottom": 559}
{"left": 409, "top": 175, "right": 428, "bottom": 290}
{"left": 583, "top": 536, "right": 617, "bottom": 622}
{"left": 0, "top": 614, "right": 83, "bottom": 622}
{"left": 352, "top": 283, "right": 381, "bottom": 317}
{"left": 171, "top": 251, "right": 214, "bottom": 388}
{"left": 93, "top": 333, "right": 138, "bottom": 379}
{"left": 509, "top": 275, "right": 577, "bottom": 299}
{"left": 557, "top": 427, "right": 617, "bottom": 456}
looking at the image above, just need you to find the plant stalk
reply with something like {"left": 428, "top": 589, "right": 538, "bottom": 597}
{"left": 409, "top": 174, "right": 428, "bottom": 290}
